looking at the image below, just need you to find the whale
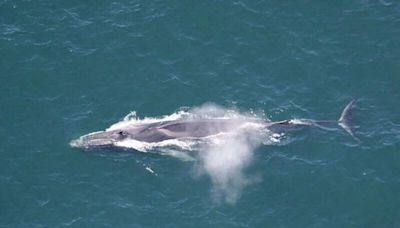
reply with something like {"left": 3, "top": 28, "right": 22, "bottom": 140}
{"left": 70, "top": 100, "right": 358, "bottom": 149}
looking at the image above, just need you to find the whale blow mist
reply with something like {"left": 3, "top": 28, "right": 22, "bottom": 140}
{"left": 189, "top": 104, "right": 271, "bottom": 204}
{"left": 196, "top": 124, "right": 263, "bottom": 204}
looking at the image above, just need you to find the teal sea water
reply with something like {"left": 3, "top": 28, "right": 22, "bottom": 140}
{"left": 1, "top": 0, "right": 400, "bottom": 227}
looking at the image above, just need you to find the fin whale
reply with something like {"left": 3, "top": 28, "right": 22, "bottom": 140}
{"left": 70, "top": 100, "right": 358, "bottom": 149}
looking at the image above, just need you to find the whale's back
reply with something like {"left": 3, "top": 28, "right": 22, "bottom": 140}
{"left": 128, "top": 119, "right": 262, "bottom": 142}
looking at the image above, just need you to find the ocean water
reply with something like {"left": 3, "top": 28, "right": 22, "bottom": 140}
{"left": 1, "top": 0, "right": 400, "bottom": 227}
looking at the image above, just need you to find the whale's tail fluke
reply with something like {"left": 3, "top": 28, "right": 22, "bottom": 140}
{"left": 338, "top": 99, "right": 360, "bottom": 142}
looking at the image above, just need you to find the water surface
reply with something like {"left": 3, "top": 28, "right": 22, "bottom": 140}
{"left": 1, "top": 0, "right": 400, "bottom": 227}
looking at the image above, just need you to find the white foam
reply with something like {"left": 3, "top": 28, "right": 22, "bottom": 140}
{"left": 106, "top": 110, "right": 189, "bottom": 131}
{"left": 114, "top": 138, "right": 200, "bottom": 152}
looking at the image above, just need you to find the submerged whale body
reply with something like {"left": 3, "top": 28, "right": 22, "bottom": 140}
{"left": 70, "top": 100, "right": 357, "bottom": 150}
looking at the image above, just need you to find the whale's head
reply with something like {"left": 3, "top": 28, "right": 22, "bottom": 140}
{"left": 70, "top": 130, "right": 130, "bottom": 149}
